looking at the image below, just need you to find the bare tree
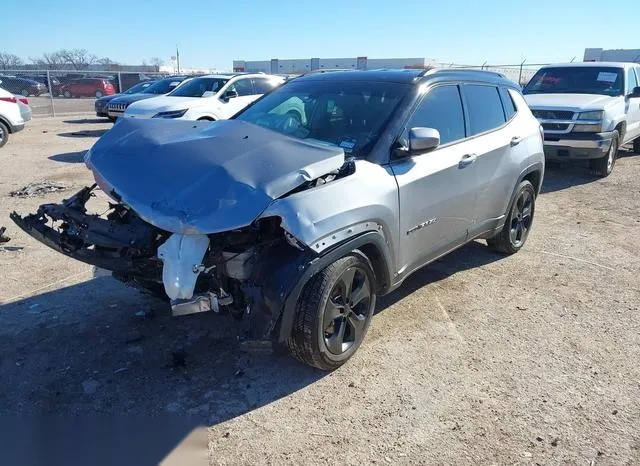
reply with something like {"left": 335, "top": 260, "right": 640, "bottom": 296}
{"left": 0, "top": 52, "right": 23, "bottom": 70}
{"left": 149, "top": 57, "right": 164, "bottom": 68}
{"left": 30, "top": 51, "right": 67, "bottom": 70}
{"left": 96, "top": 57, "right": 118, "bottom": 67}
{"left": 58, "top": 49, "right": 98, "bottom": 70}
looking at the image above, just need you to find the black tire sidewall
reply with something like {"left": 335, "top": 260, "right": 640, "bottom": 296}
{"left": 314, "top": 254, "right": 376, "bottom": 365}
{"left": 0, "top": 121, "right": 9, "bottom": 148}
{"left": 506, "top": 181, "right": 536, "bottom": 252}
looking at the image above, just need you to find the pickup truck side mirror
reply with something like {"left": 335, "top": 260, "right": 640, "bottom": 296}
{"left": 629, "top": 86, "right": 640, "bottom": 98}
{"left": 223, "top": 89, "right": 239, "bottom": 101}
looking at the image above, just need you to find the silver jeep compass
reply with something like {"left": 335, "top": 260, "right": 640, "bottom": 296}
{"left": 12, "top": 69, "right": 545, "bottom": 370}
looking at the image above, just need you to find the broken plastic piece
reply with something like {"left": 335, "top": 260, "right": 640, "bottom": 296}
{"left": 158, "top": 233, "right": 210, "bottom": 300}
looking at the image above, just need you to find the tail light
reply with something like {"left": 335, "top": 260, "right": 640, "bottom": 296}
{"left": 0, "top": 96, "right": 17, "bottom": 104}
{"left": 19, "top": 97, "right": 29, "bottom": 105}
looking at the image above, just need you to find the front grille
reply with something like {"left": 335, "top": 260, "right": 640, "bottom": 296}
{"left": 108, "top": 103, "right": 127, "bottom": 111}
{"left": 531, "top": 109, "right": 574, "bottom": 120}
{"left": 542, "top": 123, "right": 570, "bottom": 131}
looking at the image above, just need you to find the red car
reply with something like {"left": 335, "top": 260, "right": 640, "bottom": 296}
{"left": 59, "top": 78, "right": 116, "bottom": 98}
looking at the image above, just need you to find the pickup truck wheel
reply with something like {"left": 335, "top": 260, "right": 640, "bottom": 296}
{"left": 0, "top": 121, "right": 9, "bottom": 148}
{"left": 633, "top": 137, "right": 640, "bottom": 154}
{"left": 286, "top": 253, "right": 376, "bottom": 370}
{"left": 590, "top": 131, "right": 618, "bottom": 177}
{"left": 487, "top": 180, "right": 536, "bottom": 254}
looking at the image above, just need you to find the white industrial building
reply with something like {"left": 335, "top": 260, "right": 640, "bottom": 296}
{"left": 233, "top": 57, "right": 438, "bottom": 74}
{"left": 584, "top": 48, "right": 640, "bottom": 63}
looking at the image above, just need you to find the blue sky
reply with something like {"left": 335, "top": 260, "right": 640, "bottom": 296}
{"left": 1, "top": 0, "right": 637, "bottom": 69}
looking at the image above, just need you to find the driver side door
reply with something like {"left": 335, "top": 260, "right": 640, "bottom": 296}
{"left": 220, "top": 78, "right": 255, "bottom": 118}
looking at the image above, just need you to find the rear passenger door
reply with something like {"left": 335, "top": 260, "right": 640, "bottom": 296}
{"left": 391, "top": 84, "right": 478, "bottom": 276}
{"left": 460, "top": 84, "right": 515, "bottom": 234}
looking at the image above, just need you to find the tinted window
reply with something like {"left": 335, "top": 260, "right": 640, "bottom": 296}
{"left": 168, "top": 77, "right": 228, "bottom": 97}
{"left": 143, "top": 78, "right": 185, "bottom": 95}
{"left": 253, "top": 78, "right": 279, "bottom": 94}
{"left": 499, "top": 87, "right": 517, "bottom": 120}
{"left": 236, "top": 80, "right": 408, "bottom": 157}
{"left": 464, "top": 85, "right": 505, "bottom": 135}
{"left": 523, "top": 66, "right": 624, "bottom": 97}
{"left": 229, "top": 79, "right": 254, "bottom": 96}
{"left": 627, "top": 68, "right": 639, "bottom": 94}
{"left": 406, "top": 85, "right": 465, "bottom": 145}
{"left": 124, "top": 81, "right": 154, "bottom": 94}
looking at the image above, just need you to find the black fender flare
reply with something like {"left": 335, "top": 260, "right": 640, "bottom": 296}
{"left": 272, "top": 230, "right": 393, "bottom": 342}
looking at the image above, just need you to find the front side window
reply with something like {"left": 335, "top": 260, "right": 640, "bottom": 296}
{"left": 523, "top": 67, "right": 624, "bottom": 97}
{"left": 253, "top": 78, "right": 279, "bottom": 94}
{"left": 168, "top": 77, "right": 228, "bottom": 97}
{"left": 627, "top": 68, "right": 639, "bottom": 95}
{"left": 236, "top": 79, "right": 409, "bottom": 157}
{"left": 228, "top": 79, "right": 254, "bottom": 96}
{"left": 405, "top": 85, "right": 466, "bottom": 145}
{"left": 124, "top": 81, "right": 153, "bottom": 94}
{"left": 143, "top": 78, "right": 184, "bottom": 95}
{"left": 464, "top": 85, "right": 506, "bottom": 136}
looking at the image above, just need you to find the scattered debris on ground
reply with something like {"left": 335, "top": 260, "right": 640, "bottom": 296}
{"left": 0, "top": 227, "right": 9, "bottom": 243}
{"left": 9, "top": 180, "right": 70, "bottom": 198}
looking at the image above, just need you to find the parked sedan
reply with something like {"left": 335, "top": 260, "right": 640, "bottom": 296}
{"left": 0, "top": 76, "right": 47, "bottom": 97}
{"left": 95, "top": 80, "right": 157, "bottom": 121}
{"left": 107, "top": 76, "right": 189, "bottom": 119}
{"left": 59, "top": 78, "right": 116, "bottom": 98}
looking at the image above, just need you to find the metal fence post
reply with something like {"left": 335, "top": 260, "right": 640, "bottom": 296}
{"left": 47, "top": 70, "right": 56, "bottom": 117}
{"left": 117, "top": 72, "right": 123, "bottom": 93}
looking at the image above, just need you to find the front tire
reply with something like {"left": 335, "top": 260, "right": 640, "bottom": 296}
{"left": 487, "top": 180, "right": 536, "bottom": 254}
{"left": 590, "top": 131, "right": 618, "bottom": 177}
{"left": 633, "top": 136, "right": 640, "bottom": 154}
{"left": 286, "top": 253, "right": 376, "bottom": 370}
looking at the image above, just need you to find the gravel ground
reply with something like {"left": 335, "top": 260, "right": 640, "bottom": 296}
{"left": 0, "top": 118, "right": 639, "bottom": 465}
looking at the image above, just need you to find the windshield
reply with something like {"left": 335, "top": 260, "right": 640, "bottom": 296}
{"left": 523, "top": 67, "right": 624, "bottom": 96}
{"left": 168, "top": 77, "right": 228, "bottom": 97}
{"left": 235, "top": 80, "right": 408, "bottom": 157}
{"left": 124, "top": 81, "right": 155, "bottom": 94}
{"left": 142, "top": 78, "right": 185, "bottom": 95}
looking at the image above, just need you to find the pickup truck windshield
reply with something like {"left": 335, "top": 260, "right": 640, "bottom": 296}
{"left": 523, "top": 67, "right": 624, "bottom": 97}
{"left": 235, "top": 80, "right": 408, "bottom": 157}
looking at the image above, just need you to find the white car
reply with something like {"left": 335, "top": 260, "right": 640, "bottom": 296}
{"left": 123, "top": 73, "right": 283, "bottom": 121}
{"left": 0, "top": 82, "right": 29, "bottom": 149}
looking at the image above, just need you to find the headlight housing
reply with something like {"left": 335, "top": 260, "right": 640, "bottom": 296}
{"left": 152, "top": 109, "right": 188, "bottom": 119}
{"left": 577, "top": 111, "right": 603, "bottom": 121}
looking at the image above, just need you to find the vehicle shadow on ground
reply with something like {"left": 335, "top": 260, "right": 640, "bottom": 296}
{"left": 540, "top": 162, "right": 598, "bottom": 194}
{"left": 48, "top": 150, "right": 87, "bottom": 163}
{"left": 63, "top": 118, "right": 108, "bottom": 124}
{"left": 0, "top": 240, "right": 501, "bottom": 463}
{"left": 58, "top": 129, "right": 108, "bottom": 138}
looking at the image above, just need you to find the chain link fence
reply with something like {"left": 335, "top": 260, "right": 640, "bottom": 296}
{"left": 435, "top": 63, "right": 546, "bottom": 86}
{"left": 0, "top": 69, "right": 170, "bottom": 117}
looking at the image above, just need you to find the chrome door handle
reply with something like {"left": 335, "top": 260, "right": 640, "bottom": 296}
{"left": 459, "top": 153, "right": 477, "bottom": 168}
{"left": 511, "top": 136, "right": 523, "bottom": 146}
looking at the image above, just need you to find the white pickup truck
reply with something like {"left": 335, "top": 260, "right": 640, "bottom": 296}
{"left": 523, "top": 62, "right": 640, "bottom": 177}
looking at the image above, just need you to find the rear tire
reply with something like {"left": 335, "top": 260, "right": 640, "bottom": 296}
{"left": 590, "top": 131, "right": 618, "bottom": 177}
{"left": 633, "top": 137, "right": 640, "bottom": 154}
{"left": 487, "top": 180, "right": 536, "bottom": 254}
{"left": 0, "top": 121, "right": 9, "bottom": 148}
{"left": 63, "top": 90, "right": 72, "bottom": 98}
{"left": 286, "top": 253, "right": 376, "bottom": 370}
{"left": 21, "top": 89, "right": 29, "bottom": 97}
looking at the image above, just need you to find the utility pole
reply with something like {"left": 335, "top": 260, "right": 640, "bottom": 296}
{"left": 176, "top": 46, "right": 180, "bottom": 74}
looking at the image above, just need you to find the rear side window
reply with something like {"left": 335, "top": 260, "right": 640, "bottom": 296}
{"left": 464, "top": 85, "right": 506, "bottom": 135}
{"left": 229, "top": 79, "right": 254, "bottom": 96}
{"left": 406, "top": 85, "right": 466, "bottom": 145}
{"left": 253, "top": 78, "right": 278, "bottom": 94}
{"left": 499, "top": 87, "right": 517, "bottom": 121}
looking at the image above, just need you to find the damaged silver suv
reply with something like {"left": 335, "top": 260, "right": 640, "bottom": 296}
{"left": 12, "top": 69, "right": 544, "bottom": 370}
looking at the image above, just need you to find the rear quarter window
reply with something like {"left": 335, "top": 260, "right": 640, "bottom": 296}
{"left": 463, "top": 85, "right": 506, "bottom": 135}
{"left": 499, "top": 87, "right": 517, "bottom": 121}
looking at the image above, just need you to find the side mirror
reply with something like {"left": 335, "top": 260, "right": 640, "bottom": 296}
{"left": 629, "top": 86, "right": 640, "bottom": 98}
{"left": 408, "top": 127, "right": 440, "bottom": 154}
{"left": 223, "top": 89, "right": 239, "bottom": 101}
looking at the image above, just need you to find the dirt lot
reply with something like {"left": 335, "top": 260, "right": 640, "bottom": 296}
{"left": 0, "top": 118, "right": 639, "bottom": 465}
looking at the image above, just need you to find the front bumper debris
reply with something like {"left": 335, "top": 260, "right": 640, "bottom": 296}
{"left": 10, "top": 185, "right": 160, "bottom": 273}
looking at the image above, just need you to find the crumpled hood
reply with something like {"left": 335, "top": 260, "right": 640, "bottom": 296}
{"left": 524, "top": 93, "right": 618, "bottom": 111}
{"left": 85, "top": 118, "right": 346, "bottom": 234}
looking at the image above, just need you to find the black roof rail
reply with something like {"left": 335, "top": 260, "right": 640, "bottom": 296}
{"left": 425, "top": 67, "right": 507, "bottom": 79}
